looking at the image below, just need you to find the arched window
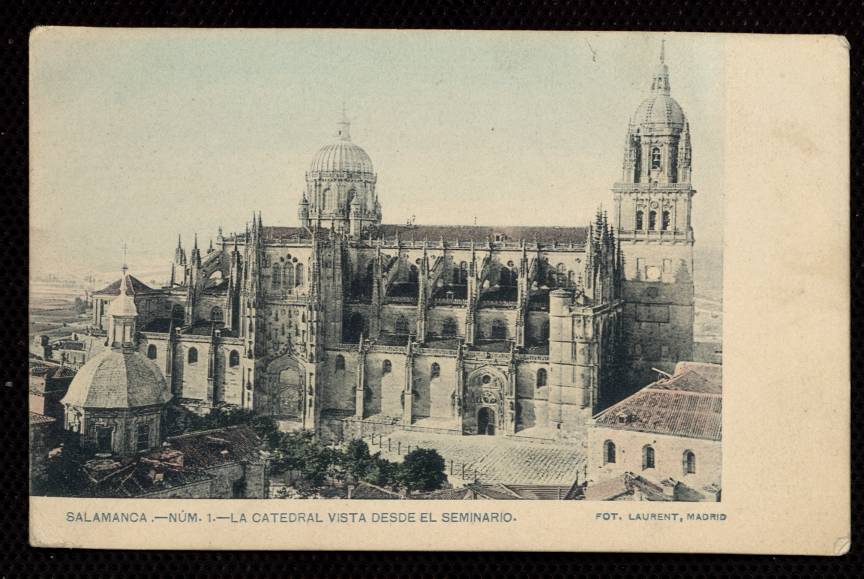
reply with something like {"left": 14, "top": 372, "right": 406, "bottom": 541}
{"left": 490, "top": 319, "right": 506, "bottom": 340}
{"left": 604, "top": 440, "right": 617, "bottom": 464}
{"left": 430, "top": 362, "right": 440, "bottom": 379}
{"left": 557, "top": 262, "right": 566, "bottom": 274}
{"left": 271, "top": 263, "right": 282, "bottom": 289}
{"left": 642, "top": 445, "right": 655, "bottom": 470}
{"left": 635, "top": 210, "right": 644, "bottom": 230}
{"left": 146, "top": 344, "right": 157, "bottom": 359}
{"left": 648, "top": 210, "right": 657, "bottom": 230}
{"left": 442, "top": 317, "right": 458, "bottom": 337}
{"left": 295, "top": 263, "right": 304, "bottom": 288}
{"left": 335, "top": 355, "right": 345, "bottom": 372}
{"left": 499, "top": 266, "right": 510, "bottom": 286}
{"left": 395, "top": 315, "right": 409, "bottom": 335}
{"left": 662, "top": 210, "right": 671, "bottom": 231}
{"left": 683, "top": 450, "right": 696, "bottom": 475}
{"left": 408, "top": 265, "right": 419, "bottom": 284}
{"left": 322, "top": 188, "right": 334, "bottom": 210}
{"left": 651, "top": 147, "right": 661, "bottom": 169}
{"left": 536, "top": 368, "right": 547, "bottom": 388}
{"left": 188, "top": 347, "right": 198, "bottom": 365}
{"left": 210, "top": 306, "right": 223, "bottom": 323}
{"left": 283, "top": 264, "right": 294, "bottom": 290}
{"left": 136, "top": 424, "right": 151, "bottom": 452}
{"left": 229, "top": 350, "right": 240, "bottom": 367}
{"left": 382, "top": 359, "right": 392, "bottom": 375}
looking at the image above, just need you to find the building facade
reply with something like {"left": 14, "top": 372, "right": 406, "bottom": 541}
{"left": 84, "top": 48, "right": 697, "bottom": 443}
{"left": 586, "top": 362, "right": 722, "bottom": 501}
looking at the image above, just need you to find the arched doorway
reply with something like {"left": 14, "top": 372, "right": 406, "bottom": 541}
{"left": 266, "top": 355, "right": 306, "bottom": 420}
{"left": 477, "top": 407, "right": 496, "bottom": 435}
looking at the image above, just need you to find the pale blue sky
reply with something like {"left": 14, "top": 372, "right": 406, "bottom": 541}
{"left": 30, "top": 29, "right": 724, "bottom": 282}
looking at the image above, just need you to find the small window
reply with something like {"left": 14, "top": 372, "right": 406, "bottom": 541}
{"left": 635, "top": 210, "right": 644, "bottom": 230}
{"left": 210, "top": 306, "right": 223, "bottom": 323}
{"left": 645, "top": 287, "right": 659, "bottom": 299}
{"left": 382, "top": 359, "right": 392, "bottom": 375}
{"left": 683, "top": 450, "right": 696, "bottom": 475}
{"left": 395, "top": 315, "right": 409, "bottom": 335}
{"left": 604, "top": 440, "right": 616, "bottom": 464}
{"left": 146, "top": 344, "right": 157, "bottom": 359}
{"left": 442, "top": 318, "right": 458, "bottom": 337}
{"left": 430, "top": 362, "right": 440, "bottom": 379}
{"left": 136, "top": 423, "right": 150, "bottom": 452}
{"left": 662, "top": 210, "right": 671, "bottom": 231}
{"left": 642, "top": 445, "right": 655, "bottom": 470}
{"left": 271, "top": 263, "right": 282, "bottom": 289}
{"left": 295, "top": 263, "right": 304, "bottom": 288}
{"left": 651, "top": 147, "right": 661, "bottom": 170}
{"left": 648, "top": 210, "right": 657, "bottom": 231}
{"left": 335, "top": 355, "right": 346, "bottom": 372}
{"left": 229, "top": 350, "right": 240, "bottom": 367}
{"left": 490, "top": 319, "right": 506, "bottom": 340}
{"left": 536, "top": 368, "right": 547, "bottom": 388}
{"left": 481, "top": 374, "right": 491, "bottom": 385}
{"left": 283, "top": 265, "right": 294, "bottom": 290}
{"left": 188, "top": 347, "right": 198, "bottom": 365}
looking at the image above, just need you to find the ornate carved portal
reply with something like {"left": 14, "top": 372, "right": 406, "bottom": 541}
{"left": 464, "top": 366, "right": 507, "bottom": 436}
{"left": 265, "top": 354, "right": 306, "bottom": 420}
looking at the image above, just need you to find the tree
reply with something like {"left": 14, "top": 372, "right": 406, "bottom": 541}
{"left": 396, "top": 448, "right": 447, "bottom": 492}
{"left": 341, "top": 439, "right": 375, "bottom": 481}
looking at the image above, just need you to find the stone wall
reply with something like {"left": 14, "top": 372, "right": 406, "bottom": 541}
{"left": 587, "top": 425, "right": 721, "bottom": 496}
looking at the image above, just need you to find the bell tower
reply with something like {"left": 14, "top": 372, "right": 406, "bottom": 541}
{"left": 613, "top": 42, "right": 696, "bottom": 391}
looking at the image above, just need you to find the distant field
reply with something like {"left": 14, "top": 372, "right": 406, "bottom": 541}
{"left": 30, "top": 283, "right": 89, "bottom": 340}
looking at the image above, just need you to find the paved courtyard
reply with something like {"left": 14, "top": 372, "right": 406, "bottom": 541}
{"left": 365, "top": 430, "right": 586, "bottom": 486}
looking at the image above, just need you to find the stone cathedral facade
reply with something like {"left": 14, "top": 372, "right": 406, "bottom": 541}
{"left": 87, "top": 50, "right": 695, "bottom": 442}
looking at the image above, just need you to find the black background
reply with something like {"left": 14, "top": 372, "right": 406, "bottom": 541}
{"left": 2, "top": 0, "right": 860, "bottom": 575}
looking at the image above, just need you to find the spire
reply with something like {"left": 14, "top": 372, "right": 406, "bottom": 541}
{"left": 121, "top": 241, "right": 128, "bottom": 275}
{"left": 193, "top": 233, "right": 198, "bottom": 250}
{"left": 176, "top": 234, "right": 182, "bottom": 249}
{"left": 651, "top": 40, "right": 671, "bottom": 95}
{"left": 336, "top": 102, "right": 351, "bottom": 142}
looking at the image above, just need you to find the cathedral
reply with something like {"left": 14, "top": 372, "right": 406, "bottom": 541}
{"left": 85, "top": 47, "right": 696, "bottom": 444}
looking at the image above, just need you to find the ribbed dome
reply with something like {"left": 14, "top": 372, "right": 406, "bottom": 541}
{"left": 634, "top": 93, "right": 686, "bottom": 129}
{"left": 62, "top": 348, "right": 171, "bottom": 409}
{"left": 308, "top": 116, "right": 375, "bottom": 175}
{"left": 309, "top": 140, "right": 374, "bottom": 174}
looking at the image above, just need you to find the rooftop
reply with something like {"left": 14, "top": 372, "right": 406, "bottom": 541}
{"left": 592, "top": 363, "right": 722, "bottom": 441}
{"left": 93, "top": 275, "right": 157, "bottom": 296}
{"left": 377, "top": 224, "right": 588, "bottom": 245}
{"left": 165, "top": 424, "right": 264, "bottom": 469}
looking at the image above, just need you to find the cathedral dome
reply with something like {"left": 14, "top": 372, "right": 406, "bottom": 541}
{"left": 62, "top": 348, "right": 171, "bottom": 409}
{"left": 308, "top": 116, "right": 375, "bottom": 175}
{"left": 633, "top": 93, "right": 686, "bottom": 130}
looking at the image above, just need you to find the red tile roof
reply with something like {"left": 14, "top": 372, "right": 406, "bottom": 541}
{"left": 93, "top": 275, "right": 157, "bottom": 296}
{"left": 378, "top": 224, "right": 588, "bottom": 245}
{"left": 29, "top": 411, "right": 56, "bottom": 425}
{"left": 593, "top": 364, "right": 722, "bottom": 441}
{"left": 165, "top": 425, "right": 264, "bottom": 469}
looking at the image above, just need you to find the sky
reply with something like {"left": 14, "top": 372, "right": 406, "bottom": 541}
{"left": 30, "top": 29, "right": 724, "bottom": 284}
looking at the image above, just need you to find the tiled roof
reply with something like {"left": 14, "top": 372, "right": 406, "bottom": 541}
{"left": 29, "top": 411, "right": 56, "bottom": 425}
{"left": 377, "top": 224, "right": 588, "bottom": 245}
{"left": 349, "top": 482, "right": 402, "bottom": 499}
{"left": 262, "top": 227, "right": 312, "bottom": 241}
{"left": 93, "top": 275, "right": 157, "bottom": 296}
{"left": 166, "top": 425, "right": 264, "bottom": 469}
{"left": 584, "top": 473, "right": 674, "bottom": 502}
{"left": 62, "top": 349, "right": 171, "bottom": 409}
{"left": 593, "top": 364, "right": 722, "bottom": 441}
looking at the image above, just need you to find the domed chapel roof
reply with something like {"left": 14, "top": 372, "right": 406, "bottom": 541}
{"left": 62, "top": 348, "right": 171, "bottom": 409}
{"left": 308, "top": 115, "right": 375, "bottom": 175}
{"left": 632, "top": 42, "right": 687, "bottom": 130}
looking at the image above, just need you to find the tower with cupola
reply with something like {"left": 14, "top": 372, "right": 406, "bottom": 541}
{"left": 612, "top": 42, "right": 696, "bottom": 391}
{"left": 299, "top": 110, "right": 381, "bottom": 236}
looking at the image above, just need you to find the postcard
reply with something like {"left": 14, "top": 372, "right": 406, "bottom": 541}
{"left": 28, "top": 28, "right": 849, "bottom": 554}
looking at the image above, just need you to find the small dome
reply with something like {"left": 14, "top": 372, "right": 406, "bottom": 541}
{"left": 107, "top": 272, "right": 137, "bottom": 317}
{"left": 309, "top": 140, "right": 375, "bottom": 175}
{"left": 62, "top": 349, "right": 171, "bottom": 409}
{"left": 633, "top": 93, "right": 686, "bottom": 129}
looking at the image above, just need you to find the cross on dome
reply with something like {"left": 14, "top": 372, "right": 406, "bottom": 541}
{"left": 337, "top": 102, "right": 351, "bottom": 141}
